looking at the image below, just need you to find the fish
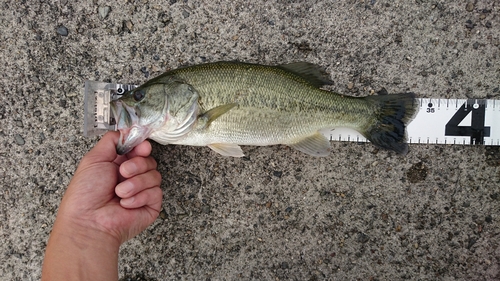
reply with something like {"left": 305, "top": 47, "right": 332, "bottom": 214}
{"left": 111, "top": 61, "right": 418, "bottom": 157}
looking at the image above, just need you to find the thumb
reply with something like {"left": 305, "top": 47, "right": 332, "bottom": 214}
{"left": 81, "top": 132, "right": 120, "bottom": 165}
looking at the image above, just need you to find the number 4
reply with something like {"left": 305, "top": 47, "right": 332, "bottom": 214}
{"left": 445, "top": 100, "right": 490, "bottom": 144}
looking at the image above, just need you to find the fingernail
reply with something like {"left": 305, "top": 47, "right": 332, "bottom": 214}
{"left": 121, "top": 196, "right": 135, "bottom": 207}
{"left": 122, "top": 161, "right": 137, "bottom": 176}
{"left": 117, "top": 181, "right": 134, "bottom": 196}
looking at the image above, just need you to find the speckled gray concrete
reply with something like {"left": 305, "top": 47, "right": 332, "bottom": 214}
{"left": 1, "top": 0, "right": 499, "bottom": 280}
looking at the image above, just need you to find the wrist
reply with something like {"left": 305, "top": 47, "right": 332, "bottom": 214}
{"left": 51, "top": 213, "right": 122, "bottom": 252}
{"left": 42, "top": 215, "right": 121, "bottom": 281}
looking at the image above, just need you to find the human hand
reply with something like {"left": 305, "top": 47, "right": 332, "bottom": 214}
{"left": 42, "top": 132, "right": 162, "bottom": 280}
{"left": 57, "top": 131, "right": 163, "bottom": 244}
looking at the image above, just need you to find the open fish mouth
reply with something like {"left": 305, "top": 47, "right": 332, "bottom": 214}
{"left": 111, "top": 100, "right": 152, "bottom": 155}
{"left": 116, "top": 125, "right": 152, "bottom": 155}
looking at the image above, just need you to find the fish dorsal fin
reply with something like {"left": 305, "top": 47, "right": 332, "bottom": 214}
{"left": 199, "top": 103, "right": 238, "bottom": 127}
{"left": 288, "top": 132, "right": 331, "bottom": 157}
{"left": 376, "top": 88, "right": 389, "bottom": 95}
{"left": 278, "top": 62, "right": 333, "bottom": 87}
{"left": 208, "top": 143, "right": 244, "bottom": 157}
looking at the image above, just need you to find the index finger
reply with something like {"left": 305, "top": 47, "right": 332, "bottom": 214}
{"left": 81, "top": 131, "right": 153, "bottom": 165}
{"left": 113, "top": 140, "right": 153, "bottom": 166}
{"left": 127, "top": 140, "right": 152, "bottom": 159}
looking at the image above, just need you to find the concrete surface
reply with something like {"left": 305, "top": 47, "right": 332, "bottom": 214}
{"left": 1, "top": 0, "right": 499, "bottom": 280}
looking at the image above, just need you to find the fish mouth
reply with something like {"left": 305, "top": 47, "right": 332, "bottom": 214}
{"left": 116, "top": 125, "right": 152, "bottom": 155}
{"left": 111, "top": 100, "right": 152, "bottom": 155}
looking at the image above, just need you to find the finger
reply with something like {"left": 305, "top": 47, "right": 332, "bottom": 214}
{"left": 113, "top": 140, "right": 152, "bottom": 166}
{"left": 115, "top": 169, "right": 162, "bottom": 198}
{"left": 126, "top": 140, "right": 152, "bottom": 159}
{"left": 80, "top": 132, "right": 120, "bottom": 165}
{"left": 119, "top": 156, "right": 158, "bottom": 179}
{"left": 120, "top": 185, "right": 163, "bottom": 211}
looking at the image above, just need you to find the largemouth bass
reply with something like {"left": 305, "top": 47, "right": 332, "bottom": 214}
{"left": 111, "top": 61, "right": 418, "bottom": 157}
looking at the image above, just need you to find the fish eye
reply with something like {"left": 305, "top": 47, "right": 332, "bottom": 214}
{"left": 133, "top": 89, "right": 146, "bottom": 102}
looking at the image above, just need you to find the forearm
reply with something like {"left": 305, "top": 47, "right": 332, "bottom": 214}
{"left": 42, "top": 217, "right": 120, "bottom": 281}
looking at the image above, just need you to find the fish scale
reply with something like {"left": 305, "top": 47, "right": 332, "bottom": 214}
{"left": 166, "top": 62, "right": 374, "bottom": 143}
{"left": 107, "top": 61, "right": 418, "bottom": 156}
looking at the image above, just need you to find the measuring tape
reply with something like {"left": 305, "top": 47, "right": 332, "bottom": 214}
{"left": 83, "top": 81, "right": 499, "bottom": 146}
{"left": 328, "top": 98, "right": 500, "bottom": 146}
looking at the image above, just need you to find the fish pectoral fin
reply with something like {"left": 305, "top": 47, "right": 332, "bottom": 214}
{"left": 208, "top": 143, "right": 244, "bottom": 157}
{"left": 277, "top": 62, "right": 333, "bottom": 87}
{"left": 288, "top": 132, "right": 331, "bottom": 157}
{"left": 199, "top": 103, "right": 238, "bottom": 127}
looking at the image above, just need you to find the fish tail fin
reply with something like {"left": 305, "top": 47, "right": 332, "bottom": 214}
{"left": 362, "top": 92, "right": 418, "bottom": 154}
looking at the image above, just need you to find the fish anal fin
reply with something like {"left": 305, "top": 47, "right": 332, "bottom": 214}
{"left": 208, "top": 143, "right": 244, "bottom": 157}
{"left": 288, "top": 132, "right": 331, "bottom": 157}
{"left": 278, "top": 62, "right": 333, "bottom": 87}
{"left": 200, "top": 103, "right": 238, "bottom": 127}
